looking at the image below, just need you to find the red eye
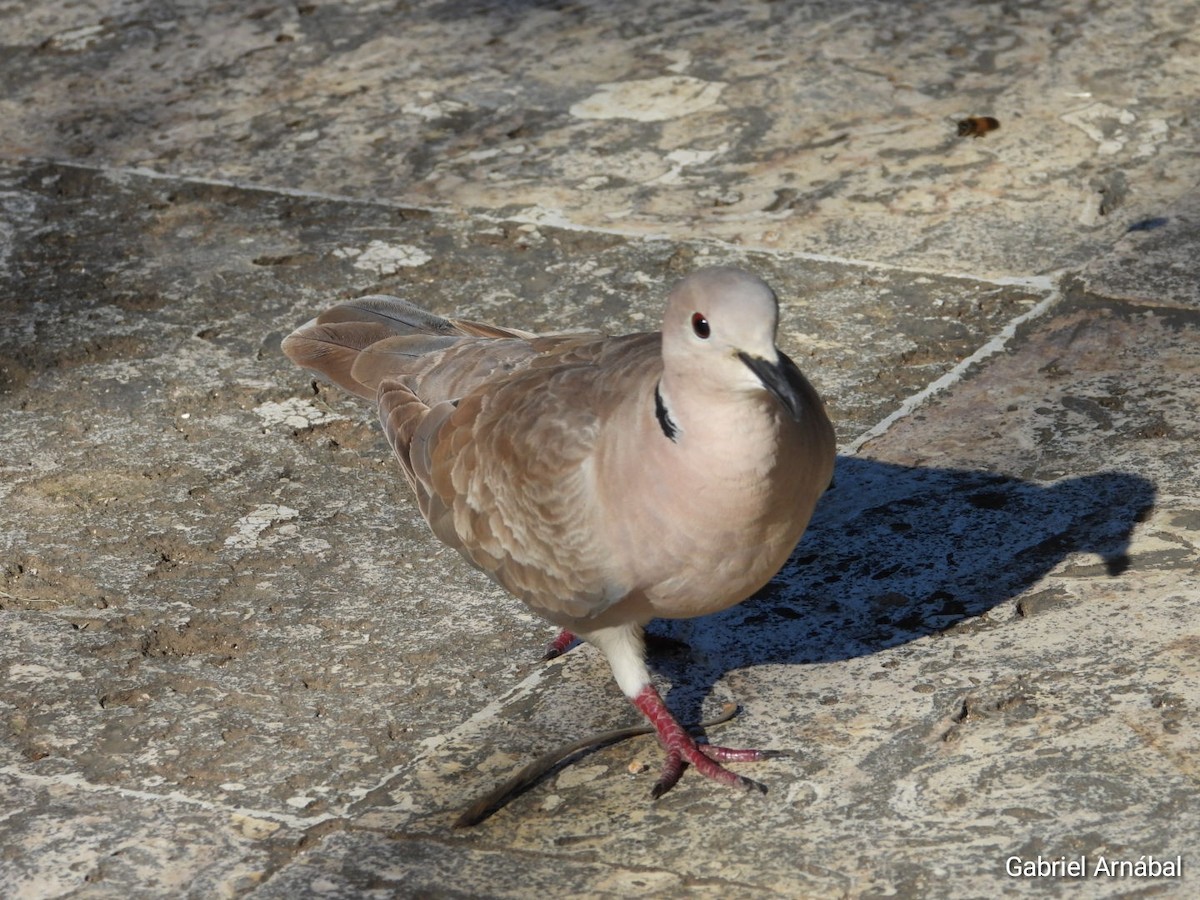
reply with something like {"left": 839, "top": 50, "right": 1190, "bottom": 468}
{"left": 691, "top": 313, "right": 710, "bottom": 339}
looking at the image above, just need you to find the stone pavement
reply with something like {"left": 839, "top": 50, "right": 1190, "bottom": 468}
{"left": 1, "top": 1, "right": 1197, "bottom": 897}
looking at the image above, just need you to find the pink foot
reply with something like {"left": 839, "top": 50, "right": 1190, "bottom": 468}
{"left": 632, "top": 684, "right": 772, "bottom": 798}
{"left": 542, "top": 629, "right": 577, "bottom": 661}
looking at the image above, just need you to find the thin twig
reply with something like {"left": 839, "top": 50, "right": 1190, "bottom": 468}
{"left": 454, "top": 702, "right": 740, "bottom": 828}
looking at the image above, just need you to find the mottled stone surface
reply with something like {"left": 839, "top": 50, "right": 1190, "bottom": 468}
{"left": 2, "top": 0, "right": 1198, "bottom": 276}
{"left": 1, "top": 1, "right": 1198, "bottom": 898}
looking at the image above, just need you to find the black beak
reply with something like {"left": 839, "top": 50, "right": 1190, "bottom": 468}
{"left": 738, "top": 351, "right": 807, "bottom": 422}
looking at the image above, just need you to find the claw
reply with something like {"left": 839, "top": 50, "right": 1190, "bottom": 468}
{"left": 632, "top": 684, "right": 775, "bottom": 798}
{"left": 699, "top": 744, "right": 775, "bottom": 763}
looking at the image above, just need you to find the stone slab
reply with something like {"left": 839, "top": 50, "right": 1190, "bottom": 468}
{"left": 0, "top": 772, "right": 301, "bottom": 898}
{"left": 2, "top": 0, "right": 1198, "bottom": 277}
{"left": 1078, "top": 191, "right": 1200, "bottom": 311}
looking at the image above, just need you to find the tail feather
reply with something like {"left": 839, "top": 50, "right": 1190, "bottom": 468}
{"left": 314, "top": 296, "right": 459, "bottom": 334}
{"left": 281, "top": 295, "right": 538, "bottom": 402}
{"left": 349, "top": 334, "right": 466, "bottom": 395}
{"left": 281, "top": 321, "right": 399, "bottom": 399}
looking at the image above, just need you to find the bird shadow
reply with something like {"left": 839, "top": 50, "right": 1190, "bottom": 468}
{"left": 646, "top": 454, "right": 1156, "bottom": 731}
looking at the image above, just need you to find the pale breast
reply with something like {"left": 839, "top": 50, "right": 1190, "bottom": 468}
{"left": 598, "top": 400, "right": 833, "bottom": 620}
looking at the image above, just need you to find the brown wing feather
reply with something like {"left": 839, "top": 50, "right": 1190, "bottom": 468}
{"left": 379, "top": 332, "right": 660, "bottom": 622}
{"left": 286, "top": 294, "right": 660, "bottom": 622}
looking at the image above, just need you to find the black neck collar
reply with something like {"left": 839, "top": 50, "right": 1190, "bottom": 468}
{"left": 654, "top": 381, "right": 678, "bottom": 443}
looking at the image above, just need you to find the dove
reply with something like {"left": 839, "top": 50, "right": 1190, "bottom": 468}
{"left": 282, "top": 267, "right": 836, "bottom": 798}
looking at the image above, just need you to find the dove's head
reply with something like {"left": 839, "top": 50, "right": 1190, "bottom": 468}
{"left": 661, "top": 267, "right": 808, "bottom": 421}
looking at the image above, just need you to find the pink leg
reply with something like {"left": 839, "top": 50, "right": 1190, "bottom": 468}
{"left": 632, "top": 684, "right": 772, "bottom": 798}
{"left": 542, "top": 629, "right": 577, "bottom": 661}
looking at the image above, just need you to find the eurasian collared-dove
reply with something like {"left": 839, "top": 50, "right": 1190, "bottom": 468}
{"left": 282, "top": 267, "right": 835, "bottom": 798}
